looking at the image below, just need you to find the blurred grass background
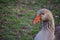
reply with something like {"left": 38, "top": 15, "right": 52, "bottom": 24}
{"left": 0, "top": 0, "right": 60, "bottom": 40}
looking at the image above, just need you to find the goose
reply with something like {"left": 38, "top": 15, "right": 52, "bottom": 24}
{"left": 33, "top": 8, "right": 60, "bottom": 40}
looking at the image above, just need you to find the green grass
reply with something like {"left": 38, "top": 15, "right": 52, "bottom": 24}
{"left": 0, "top": 5, "right": 41, "bottom": 40}
{"left": 0, "top": 0, "right": 60, "bottom": 40}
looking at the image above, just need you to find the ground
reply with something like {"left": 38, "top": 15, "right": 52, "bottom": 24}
{"left": 0, "top": 0, "right": 60, "bottom": 40}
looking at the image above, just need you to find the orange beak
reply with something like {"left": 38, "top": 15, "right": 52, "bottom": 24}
{"left": 33, "top": 15, "right": 41, "bottom": 24}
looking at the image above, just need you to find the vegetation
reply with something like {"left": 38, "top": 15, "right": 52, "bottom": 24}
{"left": 0, "top": 0, "right": 60, "bottom": 40}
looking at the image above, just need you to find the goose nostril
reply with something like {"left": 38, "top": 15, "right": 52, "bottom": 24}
{"left": 33, "top": 15, "right": 41, "bottom": 24}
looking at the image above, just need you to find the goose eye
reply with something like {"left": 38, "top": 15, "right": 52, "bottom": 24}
{"left": 42, "top": 13, "right": 44, "bottom": 15}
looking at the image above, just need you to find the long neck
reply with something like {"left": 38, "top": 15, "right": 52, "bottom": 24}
{"left": 41, "top": 17, "right": 55, "bottom": 40}
{"left": 42, "top": 16, "right": 55, "bottom": 32}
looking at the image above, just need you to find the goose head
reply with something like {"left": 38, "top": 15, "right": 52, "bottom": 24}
{"left": 33, "top": 8, "right": 53, "bottom": 24}
{"left": 33, "top": 8, "right": 55, "bottom": 40}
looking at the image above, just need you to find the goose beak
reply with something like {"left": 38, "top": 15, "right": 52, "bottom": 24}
{"left": 33, "top": 15, "right": 41, "bottom": 24}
